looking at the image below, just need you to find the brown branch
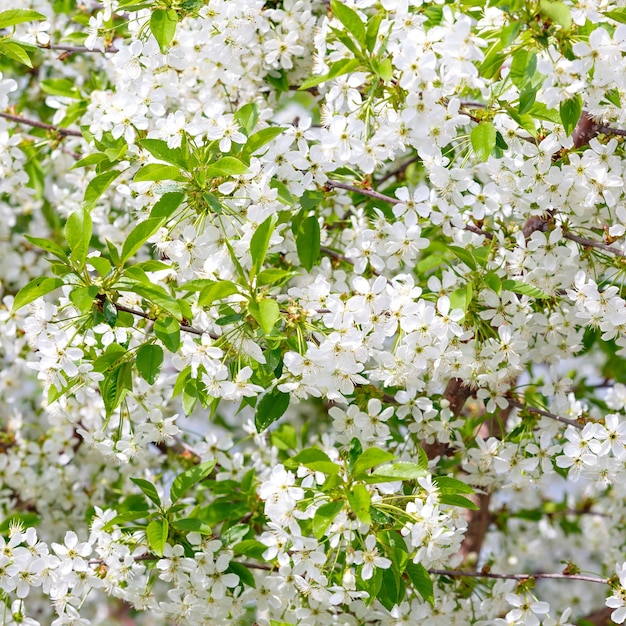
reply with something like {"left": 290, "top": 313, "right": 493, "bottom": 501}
{"left": 326, "top": 180, "right": 402, "bottom": 205}
{"left": 0, "top": 112, "right": 82, "bottom": 137}
{"left": 113, "top": 303, "right": 217, "bottom": 339}
{"left": 572, "top": 111, "right": 601, "bottom": 149}
{"left": 38, "top": 43, "right": 118, "bottom": 54}
{"left": 563, "top": 232, "right": 626, "bottom": 259}
{"left": 429, "top": 569, "right": 608, "bottom": 584}
{"left": 376, "top": 155, "right": 420, "bottom": 185}
{"left": 507, "top": 398, "right": 584, "bottom": 429}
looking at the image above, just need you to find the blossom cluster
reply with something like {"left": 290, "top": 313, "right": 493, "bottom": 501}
{"left": 1, "top": 0, "right": 626, "bottom": 624}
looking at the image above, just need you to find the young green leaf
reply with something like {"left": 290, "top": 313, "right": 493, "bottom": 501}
{"left": 130, "top": 477, "right": 161, "bottom": 507}
{"left": 83, "top": 170, "right": 122, "bottom": 211}
{"left": 250, "top": 214, "right": 277, "bottom": 278}
{"left": 287, "top": 448, "right": 340, "bottom": 475}
{"left": 154, "top": 317, "right": 181, "bottom": 352}
{"left": 135, "top": 344, "right": 164, "bottom": 384}
{"left": 347, "top": 484, "right": 371, "bottom": 524}
{"left": 559, "top": 95, "right": 582, "bottom": 135}
{"left": 471, "top": 122, "right": 496, "bottom": 162}
{"left": 296, "top": 216, "right": 320, "bottom": 271}
{"left": 406, "top": 562, "right": 434, "bottom": 606}
{"left": 205, "top": 156, "right": 248, "bottom": 177}
{"left": 146, "top": 518, "right": 169, "bottom": 557}
{"left": 134, "top": 163, "right": 184, "bottom": 182}
{"left": 255, "top": 389, "right": 290, "bottom": 432}
{"left": 353, "top": 447, "right": 396, "bottom": 477}
{"left": 120, "top": 217, "right": 165, "bottom": 264}
{"left": 330, "top": 0, "right": 366, "bottom": 45}
{"left": 170, "top": 460, "right": 216, "bottom": 504}
{"left": 256, "top": 298, "right": 280, "bottom": 335}
{"left": 12, "top": 277, "right": 64, "bottom": 312}
{"left": 150, "top": 8, "right": 178, "bottom": 53}
{"left": 198, "top": 280, "right": 239, "bottom": 307}
{"left": 65, "top": 208, "right": 92, "bottom": 270}
{"left": 312, "top": 500, "right": 344, "bottom": 539}
{"left": 0, "top": 9, "right": 45, "bottom": 29}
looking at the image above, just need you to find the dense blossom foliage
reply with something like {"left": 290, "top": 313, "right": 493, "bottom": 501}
{"left": 1, "top": 0, "right": 626, "bottom": 624}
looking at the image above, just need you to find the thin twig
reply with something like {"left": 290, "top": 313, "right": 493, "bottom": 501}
{"left": 376, "top": 155, "right": 420, "bottom": 185}
{"left": 563, "top": 232, "right": 626, "bottom": 259}
{"left": 113, "top": 303, "right": 216, "bottom": 339}
{"left": 38, "top": 43, "right": 118, "bottom": 54}
{"left": 429, "top": 569, "right": 608, "bottom": 584}
{"left": 507, "top": 398, "right": 584, "bottom": 429}
{"left": 0, "top": 112, "right": 82, "bottom": 137}
{"left": 326, "top": 180, "right": 401, "bottom": 205}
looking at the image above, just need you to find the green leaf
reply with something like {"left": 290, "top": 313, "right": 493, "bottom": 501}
{"left": 312, "top": 500, "right": 344, "bottom": 539}
{"left": 84, "top": 170, "right": 122, "bottom": 211}
{"left": 135, "top": 344, "right": 164, "bottom": 384}
{"left": 447, "top": 244, "right": 477, "bottom": 270}
{"left": 330, "top": 0, "right": 366, "bottom": 45}
{"left": 296, "top": 216, "right": 321, "bottom": 271}
{"left": 501, "top": 279, "right": 550, "bottom": 299}
{"left": 353, "top": 447, "right": 396, "bottom": 477}
{"left": 449, "top": 284, "right": 471, "bottom": 313}
{"left": 367, "top": 462, "right": 428, "bottom": 483}
{"left": 130, "top": 477, "right": 161, "bottom": 507}
{"left": 40, "top": 78, "right": 81, "bottom": 99}
{"left": 146, "top": 518, "right": 169, "bottom": 557}
{"left": 170, "top": 460, "right": 216, "bottom": 503}
{"left": 0, "top": 9, "right": 45, "bottom": 28}
{"left": 539, "top": 0, "right": 572, "bottom": 29}
{"left": 70, "top": 286, "right": 99, "bottom": 313}
{"left": 256, "top": 298, "right": 280, "bottom": 335}
{"left": 406, "top": 562, "right": 434, "bottom": 606}
{"left": 233, "top": 540, "right": 268, "bottom": 560}
{"left": 347, "top": 483, "right": 371, "bottom": 524}
{"left": 365, "top": 11, "right": 384, "bottom": 53}
{"left": 255, "top": 389, "right": 290, "bottom": 432}
{"left": 518, "top": 86, "right": 537, "bottom": 115}
{"left": 235, "top": 102, "right": 259, "bottom": 134}
{"left": 439, "top": 494, "right": 479, "bottom": 509}
{"left": 100, "top": 361, "right": 133, "bottom": 414}
{"left": 604, "top": 8, "right": 626, "bottom": 23}
{"left": 103, "top": 299, "right": 118, "bottom": 326}
{"left": 299, "top": 58, "right": 361, "bottom": 90}
{"left": 134, "top": 163, "right": 184, "bottom": 182}
{"left": 65, "top": 208, "right": 92, "bottom": 270}
{"left": 149, "top": 191, "right": 185, "bottom": 220}
{"left": 434, "top": 476, "right": 474, "bottom": 494}
{"left": 140, "top": 139, "right": 187, "bottom": 169}
{"left": 198, "top": 280, "right": 239, "bottom": 307}
{"left": 250, "top": 214, "right": 277, "bottom": 278}
{"left": 206, "top": 156, "right": 249, "bottom": 177}
{"left": 150, "top": 8, "right": 178, "bottom": 52}
{"left": 471, "top": 122, "right": 497, "bottom": 162}
{"left": 245, "top": 127, "right": 284, "bottom": 155}
{"left": 257, "top": 269, "right": 298, "bottom": 286}
{"left": 154, "top": 316, "right": 181, "bottom": 352}
{"left": 0, "top": 40, "right": 33, "bottom": 67}
{"left": 559, "top": 95, "right": 582, "bottom": 135}
{"left": 121, "top": 217, "right": 164, "bottom": 264}
{"left": 227, "top": 561, "right": 253, "bottom": 588}
{"left": 287, "top": 447, "right": 340, "bottom": 475}
{"left": 12, "top": 277, "right": 64, "bottom": 312}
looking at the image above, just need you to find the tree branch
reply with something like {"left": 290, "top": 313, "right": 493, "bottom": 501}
{"left": 507, "top": 398, "right": 584, "bottom": 429}
{"left": 38, "top": 42, "right": 118, "bottom": 54}
{"left": 0, "top": 112, "right": 82, "bottom": 137}
{"left": 563, "top": 231, "right": 626, "bottom": 259}
{"left": 429, "top": 569, "right": 608, "bottom": 584}
{"left": 113, "top": 303, "right": 217, "bottom": 339}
